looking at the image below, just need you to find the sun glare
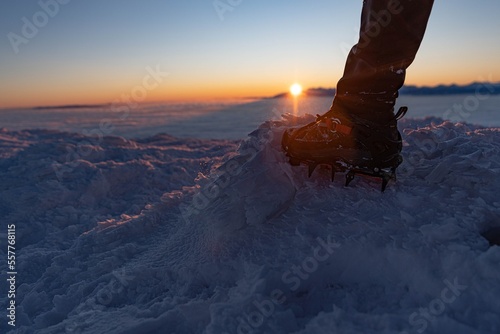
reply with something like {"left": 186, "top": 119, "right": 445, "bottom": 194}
{"left": 290, "top": 83, "right": 303, "bottom": 96}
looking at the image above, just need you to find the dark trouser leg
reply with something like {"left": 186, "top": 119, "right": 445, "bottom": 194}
{"left": 334, "top": 0, "right": 434, "bottom": 124}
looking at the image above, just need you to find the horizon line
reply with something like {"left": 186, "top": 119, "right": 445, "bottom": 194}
{"left": 2, "top": 81, "right": 499, "bottom": 110}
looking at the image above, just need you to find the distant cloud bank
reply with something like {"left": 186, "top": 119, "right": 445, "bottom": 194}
{"left": 271, "top": 82, "right": 500, "bottom": 98}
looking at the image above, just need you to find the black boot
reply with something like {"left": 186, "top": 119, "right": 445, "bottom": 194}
{"left": 282, "top": 0, "right": 433, "bottom": 190}
{"left": 282, "top": 104, "right": 407, "bottom": 191}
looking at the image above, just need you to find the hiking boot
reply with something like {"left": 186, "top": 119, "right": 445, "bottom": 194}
{"left": 281, "top": 105, "right": 408, "bottom": 191}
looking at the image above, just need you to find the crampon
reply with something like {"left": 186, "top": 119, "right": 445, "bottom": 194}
{"left": 287, "top": 156, "right": 401, "bottom": 192}
{"left": 282, "top": 106, "right": 408, "bottom": 192}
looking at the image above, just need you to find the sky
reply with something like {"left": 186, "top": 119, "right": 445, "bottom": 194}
{"left": 0, "top": 0, "right": 500, "bottom": 108}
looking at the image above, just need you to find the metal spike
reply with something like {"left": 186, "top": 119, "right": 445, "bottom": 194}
{"left": 331, "top": 167, "right": 336, "bottom": 182}
{"left": 345, "top": 171, "right": 355, "bottom": 187}
{"left": 381, "top": 176, "right": 390, "bottom": 192}
{"left": 308, "top": 163, "right": 318, "bottom": 177}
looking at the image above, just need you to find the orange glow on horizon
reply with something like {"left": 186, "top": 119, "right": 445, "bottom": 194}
{"left": 0, "top": 75, "right": 494, "bottom": 109}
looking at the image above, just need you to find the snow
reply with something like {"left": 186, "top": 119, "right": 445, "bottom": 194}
{"left": 1, "top": 96, "right": 500, "bottom": 333}
{"left": 2, "top": 95, "right": 500, "bottom": 140}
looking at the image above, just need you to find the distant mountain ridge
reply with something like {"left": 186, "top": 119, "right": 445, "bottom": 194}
{"left": 33, "top": 103, "right": 111, "bottom": 110}
{"left": 271, "top": 82, "right": 500, "bottom": 98}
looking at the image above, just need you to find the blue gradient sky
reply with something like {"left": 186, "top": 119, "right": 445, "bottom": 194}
{"left": 1, "top": 0, "right": 499, "bottom": 108}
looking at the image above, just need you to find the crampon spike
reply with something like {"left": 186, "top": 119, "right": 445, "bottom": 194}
{"left": 286, "top": 156, "right": 399, "bottom": 191}
{"left": 345, "top": 171, "right": 355, "bottom": 187}
{"left": 381, "top": 175, "right": 390, "bottom": 192}
{"left": 391, "top": 167, "right": 397, "bottom": 182}
{"left": 308, "top": 163, "right": 318, "bottom": 177}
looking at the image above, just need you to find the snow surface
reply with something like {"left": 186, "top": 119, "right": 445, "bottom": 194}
{"left": 1, "top": 100, "right": 500, "bottom": 333}
{"left": 2, "top": 95, "right": 500, "bottom": 140}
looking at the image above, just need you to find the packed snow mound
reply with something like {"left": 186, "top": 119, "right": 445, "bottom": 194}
{"left": 1, "top": 116, "right": 500, "bottom": 334}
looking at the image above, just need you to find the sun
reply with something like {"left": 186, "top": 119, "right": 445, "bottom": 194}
{"left": 290, "top": 83, "right": 303, "bottom": 96}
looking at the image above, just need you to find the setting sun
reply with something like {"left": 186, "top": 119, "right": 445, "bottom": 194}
{"left": 290, "top": 83, "right": 303, "bottom": 96}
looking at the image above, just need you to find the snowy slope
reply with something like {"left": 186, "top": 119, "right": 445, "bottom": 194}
{"left": 1, "top": 115, "right": 500, "bottom": 334}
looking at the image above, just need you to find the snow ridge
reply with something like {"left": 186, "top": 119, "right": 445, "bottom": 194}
{"left": 1, "top": 116, "right": 500, "bottom": 334}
